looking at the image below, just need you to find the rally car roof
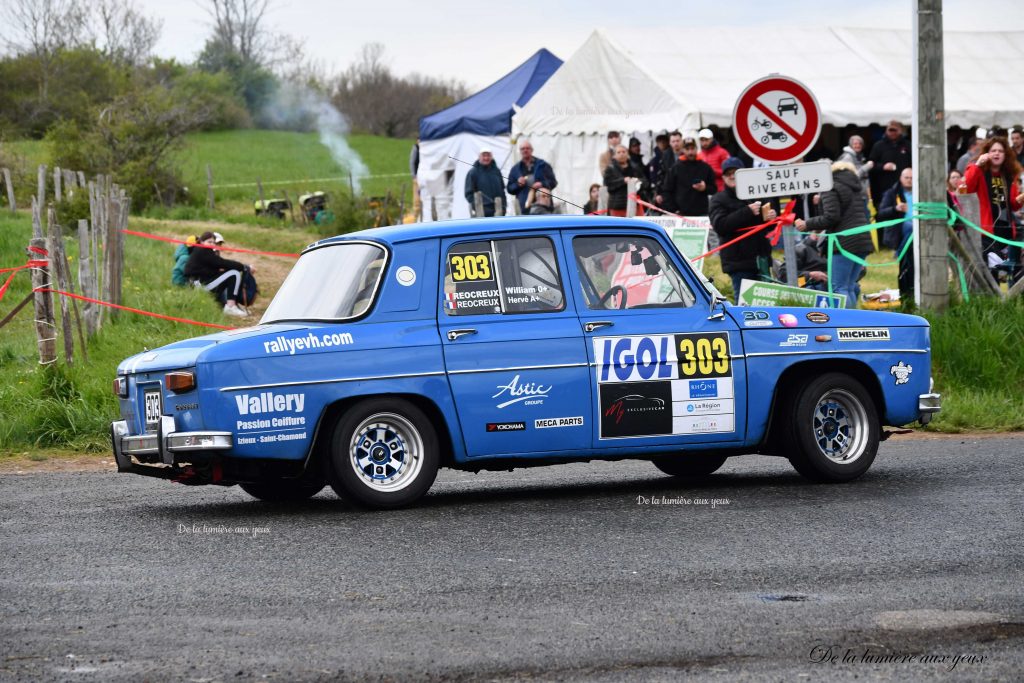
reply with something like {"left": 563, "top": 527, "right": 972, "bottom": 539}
{"left": 307, "top": 215, "right": 666, "bottom": 249}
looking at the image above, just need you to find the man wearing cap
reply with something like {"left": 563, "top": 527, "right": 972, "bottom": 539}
{"left": 464, "top": 148, "right": 505, "bottom": 217}
{"left": 709, "top": 157, "right": 777, "bottom": 302}
{"left": 698, "top": 128, "right": 731, "bottom": 192}
{"left": 662, "top": 136, "right": 717, "bottom": 216}
{"left": 655, "top": 131, "right": 686, "bottom": 206}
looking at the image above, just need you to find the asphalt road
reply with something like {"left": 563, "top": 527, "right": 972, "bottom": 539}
{"left": 1, "top": 436, "right": 1022, "bottom": 682}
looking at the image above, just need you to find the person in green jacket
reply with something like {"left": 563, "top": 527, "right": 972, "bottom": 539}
{"left": 171, "top": 235, "right": 198, "bottom": 286}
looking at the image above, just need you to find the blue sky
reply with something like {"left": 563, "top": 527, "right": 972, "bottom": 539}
{"left": 143, "top": 0, "right": 1022, "bottom": 89}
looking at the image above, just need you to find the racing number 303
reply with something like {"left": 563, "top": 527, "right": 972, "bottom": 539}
{"left": 677, "top": 333, "right": 730, "bottom": 378}
{"left": 449, "top": 253, "right": 493, "bottom": 282}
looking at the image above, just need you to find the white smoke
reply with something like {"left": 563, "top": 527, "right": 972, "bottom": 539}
{"left": 259, "top": 83, "right": 370, "bottom": 194}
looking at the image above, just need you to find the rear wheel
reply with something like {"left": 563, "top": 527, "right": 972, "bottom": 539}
{"left": 326, "top": 398, "right": 439, "bottom": 509}
{"left": 240, "top": 479, "right": 325, "bottom": 502}
{"left": 652, "top": 454, "right": 728, "bottom": 477}
{"left": 784, "top": 373, "right": 879, "bottom": 482}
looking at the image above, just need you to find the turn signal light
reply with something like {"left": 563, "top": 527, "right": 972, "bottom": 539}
{"left": 113, "top": 376, "right": 127, "bottom": 397}
{"left": 165, "top": 371, "right": 196, "bottom": 393}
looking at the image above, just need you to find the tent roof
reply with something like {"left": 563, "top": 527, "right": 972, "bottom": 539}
{"left": 514, "top": 28, "right": 1024, "bottom": 134}
{"left": 419, "top": 48, "right": 562, "bottom": 140}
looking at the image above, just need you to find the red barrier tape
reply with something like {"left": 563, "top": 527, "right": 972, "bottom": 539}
{"left": 690, "top": 200, "right": 796, "bottom": 262}
{"left": 34, "top": 288, "right": 236, "bottom": 330}
{"left": 121, "top": 229, "right": 300, "bottom": 258}
{"left": 0, "top": 254, "right": 48, "bottom": 304}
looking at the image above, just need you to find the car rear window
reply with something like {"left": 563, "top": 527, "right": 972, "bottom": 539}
{"left": 261, "top": 242, "right": 387, "bottom": 322}
{"left": 444, "top": 237, "right": 564, "bottom": 316}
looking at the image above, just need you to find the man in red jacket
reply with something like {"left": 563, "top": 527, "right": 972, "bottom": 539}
{"left": 698, "top": 128, "right": 731, "bottom": 192}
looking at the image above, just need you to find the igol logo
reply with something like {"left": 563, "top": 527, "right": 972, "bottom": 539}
{"left": 598, "top": 336, "right": 673, "bottom": 382}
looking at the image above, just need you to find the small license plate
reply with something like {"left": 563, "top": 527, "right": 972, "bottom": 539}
{"left": 144, "top": 389, "right": 162, "bottom": 431}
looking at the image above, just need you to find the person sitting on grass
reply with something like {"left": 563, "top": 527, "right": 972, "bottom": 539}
{"left": 183, "top": 231, "right": 256, "bottom": 318}
{"left": 171, "top": 234, "right": 197, "bottom": 286}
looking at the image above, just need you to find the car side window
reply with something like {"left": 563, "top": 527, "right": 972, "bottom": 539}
{"left": 572, "top": 235, "right": 695, "bottom": 310}
{"left": 444, "top": 237, "right": 565, "bottom": 316}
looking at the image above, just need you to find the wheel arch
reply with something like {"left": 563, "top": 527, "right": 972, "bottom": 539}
{"left": 305, "top": 393, "right": 457, "bottom": 474}
{"left": 761, "top": 358, "right": 885, "bottom": 454}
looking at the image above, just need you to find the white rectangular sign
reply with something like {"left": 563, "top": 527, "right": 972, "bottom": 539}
{"left": 734, "top": 160, "right": 833, "bottom": 200}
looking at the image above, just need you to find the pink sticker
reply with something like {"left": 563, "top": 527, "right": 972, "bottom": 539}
{"left": 779, "top": 314, "right": 798, "bottom": 328}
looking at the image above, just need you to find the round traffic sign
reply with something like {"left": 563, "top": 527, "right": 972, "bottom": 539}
{"left": 732, "top": 75, "right": 821, "bottom": 165}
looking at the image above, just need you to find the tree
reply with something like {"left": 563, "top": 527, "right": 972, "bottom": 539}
{"left": 0, "top": 0, "right": 90, "bottom": 101}
{"left": 92, "top": 0, "right": 162, "bottom": 67}
{"left": 331, "top": 43, "right": 466, "bottom": 138}
{"left": 204, "top": 0, "right": 271, "bottom": 67}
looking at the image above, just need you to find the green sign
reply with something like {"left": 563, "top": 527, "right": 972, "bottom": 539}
{"left": 669, "top": 225, "right": 710, "bottom": 273}
{"left": 737, "top": 279, "right": 846, "bottom": 308}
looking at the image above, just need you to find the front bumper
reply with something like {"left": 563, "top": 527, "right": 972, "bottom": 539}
{"left": 112, "top": 418, "right": 232, "bottom": 475}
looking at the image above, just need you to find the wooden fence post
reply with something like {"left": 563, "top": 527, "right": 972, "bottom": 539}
{"left": 29, "top": 233, "right": 56, "bottom": 366}
{"left": 256, "top": 177, "right": 266, "bottom": 216}
{"left": 37, "top": 164, "right": 47, "bottom": 207}
{"left": 473, "top": 191, "right": 485, "bottom": 218}
{"left": 494, "top": 195, "right": 503, "bottom": 217}
{"left": 54, "top": 166, "right": 62, "bottom": 203}
{"left": 206, "top": 164, "right": 215, "bottom": 210}
{"left": 78, "top": 218, "right": 98, "bottom": 337}
{"left": 2, "top": 168, "right": 15, "bottom": 213}
{"left": 282, "top": 190, "right": 296, "bottom": 225}
{"left": 46, "top": 204, "right": 74, "bottom": 365}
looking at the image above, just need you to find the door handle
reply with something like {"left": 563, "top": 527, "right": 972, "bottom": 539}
{"left": 447, "top": 328, "right": 478, "bottom": 341}
{"left": 583, "top": 321, "right": 614, "bottom": 333}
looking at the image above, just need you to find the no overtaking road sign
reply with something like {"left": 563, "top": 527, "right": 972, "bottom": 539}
{"left": 732, "top": 75, "right": 822, "bottom": 165}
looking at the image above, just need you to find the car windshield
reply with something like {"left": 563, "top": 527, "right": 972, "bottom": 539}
{"left": 260, "top": 242, "right": 387, "bottom": 323}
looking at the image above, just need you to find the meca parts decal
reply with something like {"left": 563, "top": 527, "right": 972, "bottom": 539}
{"left": 595, "top": 332, "right": 731, "bottom": 383}
{"left": 595, "top": 333, "right": 736, "bottom": 439}
{"left": 535, "top": 416, "right": 584, "bottom": 429}
{"left": 837, "top": 328, "right": 891, "bottom": 341}
{"left": 263, "top": 331, "right": 354, "bottom": 355}
{"left": 234, "top": 391, "right": 308, "bottom": 444}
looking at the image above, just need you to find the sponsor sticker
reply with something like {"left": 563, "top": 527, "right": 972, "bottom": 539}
{"left": 600, "top": 381, "right": 673, "bottom": 438}
{"left": 890, "top": 361, "right": 913, "bottom": 385}
{"left": 742, "top": 310, "right": 773, "bottom": 327}
{"left": 234, "top": 391, "right": 308, "bottom": 432}
{"left": 837, "top": 328, "right": 891, "bottom": 341}
{"left": 778, "top": 313, "right": 798, "bottom": 328}
{"left": 780, "top": 334, "right": 809, "bottom": 348}
{"left": 688, "top": 379, "right": 719, "bottom": 399}
{"left": 595, "top": 332, "right": 732, "bottom": 383}
{"left": 263, "top": 332, "right": 354, "bottom": 355}
{"left": 534, "top": 416, "right": 584, "bottom": 429}
{"left": 486, "top": 422, "right": 526, "bottom": 432}
{"left": 806, "top": 311, "right": 830, "bottom": 324}
{"left": 396, "top": 266, "right": 416, "bottom": 286}
{"left": 492, "top": 375, "right": 551, "bottom": 409}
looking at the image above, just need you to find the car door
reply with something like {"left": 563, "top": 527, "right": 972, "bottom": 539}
{"left": 560, "top": 229, "right": 746, "bottom": 449}
{"left": 439, "top": 234, "right": 591, "bottom": 457}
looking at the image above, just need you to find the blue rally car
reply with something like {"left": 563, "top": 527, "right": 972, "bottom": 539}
{"left": 111, "top": 217, "right": 941, "bottom": 508}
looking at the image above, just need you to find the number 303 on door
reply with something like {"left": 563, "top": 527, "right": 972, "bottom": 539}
{"left": 448, "top": 253, "right": 493, "bottom": 281}
{"left": 676, "top": 334, "right": 730, "bottom": 378}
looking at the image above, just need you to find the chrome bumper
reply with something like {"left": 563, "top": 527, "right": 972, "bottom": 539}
{"left": 918, "top": 393, "right": 942, "bottom": 425}
{"left": 112, "top": 418, "right": 232, "bottom": 470}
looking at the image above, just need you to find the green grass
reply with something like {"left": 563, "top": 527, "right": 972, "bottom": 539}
{"left": 0, "top": 211, "right": 315, "bottom": 454}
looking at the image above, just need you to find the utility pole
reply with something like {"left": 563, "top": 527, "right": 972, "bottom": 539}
{"left": 913, "top": 0, "right": 949, "bottom": 310}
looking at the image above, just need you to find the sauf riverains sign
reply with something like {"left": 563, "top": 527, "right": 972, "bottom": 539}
{"left": 734, "top": 160, "right": 833, "bottom": 201}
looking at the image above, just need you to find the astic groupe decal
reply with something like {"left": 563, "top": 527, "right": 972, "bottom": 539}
{"left": 778, "top": 313, "right": 798, "bottom": 328}
{"left": 890, "top": 361, "right": 913, "bottom": 385}
{"left": 742, "top": 310, "right": 773, "bottom": 327}
{"left": 595, "top": 333, "right": 736, "bottom": 439}
{"left": 806, "top": 311, "right": 830, "bottom": 324}
{"left": 492, "top": 375, "right": 550, "bottom": 409}
{"left": 837, "top": 328, "right": 891, "bottom": 342}
{"left": 395, "top": 266, "right": 417, "bottom": 286}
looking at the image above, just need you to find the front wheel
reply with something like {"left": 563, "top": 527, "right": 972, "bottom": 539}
{"left": 652, "top": 454, "right": 728, "bottom": 477}
{"left": 784, "top": 373, "right": 879, "bottom": 482}
{"left": 326, "top": 398, "right": 439, "bottom": 509}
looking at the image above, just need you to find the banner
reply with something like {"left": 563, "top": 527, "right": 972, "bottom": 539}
{"left": 737, "top": 279, "right": 846, "bottom": 308}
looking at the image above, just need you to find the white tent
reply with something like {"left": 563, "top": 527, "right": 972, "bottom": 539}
{"left": 513, "top": 28, "right": 1024, "bottom": 213}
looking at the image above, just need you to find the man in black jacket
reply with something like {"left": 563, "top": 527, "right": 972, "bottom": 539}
{"left": 662, "top": 136, "right": 716, "bottom": 216}
{"left": 709, "top": 157, "right": 777, "bottom": 301}
{"left": 464, "top": 148, "right": 505, "bottom": 217}
{"left": 184, "top": 231, "right": 255, "bottom": 317}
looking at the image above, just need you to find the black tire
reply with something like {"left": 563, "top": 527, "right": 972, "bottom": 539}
{"left": 784, "top": 372, "right": 879, "bottom": 482}
{"left": 239, "top": 479, "right": 325, "bottom": 502}
{"left": 326, "top": 398, "right": 439, "bottom": 509}
{"left": 652, "top": 454, "right": 728, "bottom": 477}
